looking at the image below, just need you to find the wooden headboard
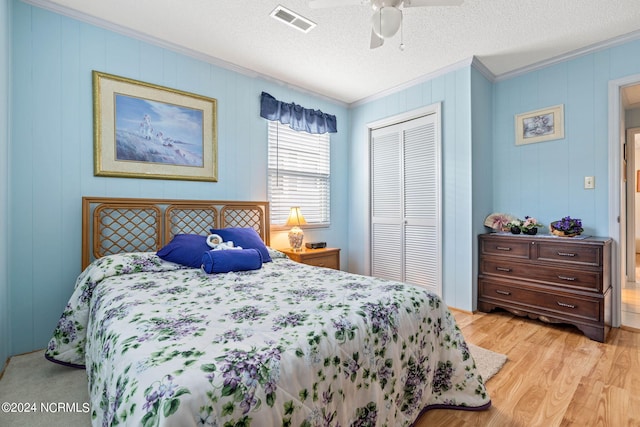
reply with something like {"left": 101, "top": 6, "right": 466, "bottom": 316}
{"left": 82, "top": 197, "right": 270, "bottom": 269}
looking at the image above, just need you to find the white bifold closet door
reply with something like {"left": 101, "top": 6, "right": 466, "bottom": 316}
{"left": 370, "top": 112, "right": 441, "bottom": 296}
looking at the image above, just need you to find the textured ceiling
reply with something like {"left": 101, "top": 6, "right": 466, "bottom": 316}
{"left": 25, "top": 0, "right": 640, "bottom": 105}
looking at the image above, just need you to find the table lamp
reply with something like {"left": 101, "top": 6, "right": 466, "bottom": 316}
{"left": 286, "top": 207, "right": 306, "bottom": 251}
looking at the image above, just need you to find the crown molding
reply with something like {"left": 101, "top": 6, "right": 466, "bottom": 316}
{"left": 21, "top": 0, "right": 348, "bottom": 108}
{"left": 349, "top": 57, "right": 477, "bottom": 108}
{"left": 494, "top": 28, "right": 640, "bottom": 82}
{"left": 470, "top": 57, "right": 495, "bottom": 82}
{"left": 19, "top": 0, "right": 640, "bottom": 108}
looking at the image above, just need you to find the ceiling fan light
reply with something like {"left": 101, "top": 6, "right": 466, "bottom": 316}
{"left": 371, "top": 7, "right": 402, "bottom": 39}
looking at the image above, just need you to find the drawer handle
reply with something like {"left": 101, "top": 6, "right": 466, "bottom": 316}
{"left": 557, "top": 301, "right": 576, "bottom": 309}
{"left": 496, "top": 267, "right": 511, "bottom": 272}
{"left": 496, "top": 246, "right": 511, "bottom": 251}
{"left": 557, "top": 252, "right": 576, "bottom": 257}
{"left": 557, "top": 275, "right": 576, "bottom": 281}
{"left": 495, "top": 290, "right": 511, "bottom": 296}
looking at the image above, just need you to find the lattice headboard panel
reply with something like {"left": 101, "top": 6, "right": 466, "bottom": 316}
{"left": 82, "top": 197, "right": 270, "bottom": 269}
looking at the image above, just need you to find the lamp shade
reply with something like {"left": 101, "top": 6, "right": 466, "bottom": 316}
{"left": 286, "top": 207, "right": 307, "bottom": 227}
{"left": 371, "top": 7, "right": 402, "bottom": 39}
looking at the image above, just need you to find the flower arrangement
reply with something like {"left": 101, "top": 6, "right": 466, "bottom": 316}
{"left": 505, "top": 216, "right": 543, "bottom": 235}
{"left": 550, "top": 216, "right": 583, "bottom": 237}
{"left": 484, "top": 213, "right": 517, "bottom": 232}
{"left": 521, "top": 216, "right": 543, "bottom": 234}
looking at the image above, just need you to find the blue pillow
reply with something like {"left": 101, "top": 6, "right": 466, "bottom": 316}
{"left": 156, "top": 234, "right": 210, "bottom": 268}
{"left": 201, "top": 248, "right": 263, "bottom": 273}
{"left": 209, "top": 227, "right": 272, "bottom": 262}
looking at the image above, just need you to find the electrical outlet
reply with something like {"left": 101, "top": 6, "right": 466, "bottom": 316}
{"left": 584, "top": 176, "right": 595, "bottom": 189}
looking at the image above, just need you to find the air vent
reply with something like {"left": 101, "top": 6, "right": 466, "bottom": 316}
{"left": 270, "top": 5, "right": 316, "bottom": 33}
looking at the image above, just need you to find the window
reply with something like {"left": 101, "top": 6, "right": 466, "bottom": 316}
{"left": 268, "top": 121, "right": 330, "bottom": 227}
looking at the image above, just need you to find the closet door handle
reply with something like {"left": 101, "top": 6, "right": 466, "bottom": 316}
{"left": 558, "top": 275, "right": 576, "bottom": 281}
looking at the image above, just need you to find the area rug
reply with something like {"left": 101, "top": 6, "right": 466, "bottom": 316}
{"left": 468, "top": 343, "right": 508, "bottom": 382}
{"left": 0, "top": 345, "right": 506, "bottom": 426}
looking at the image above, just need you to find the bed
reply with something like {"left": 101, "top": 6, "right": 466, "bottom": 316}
{"left": 45, "top": 197, "right": 490, "bottom": 426}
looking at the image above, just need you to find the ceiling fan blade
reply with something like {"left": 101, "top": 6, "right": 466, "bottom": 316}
{"left": 403, "top": 0, "right": 463, "bottom": 7}
{"left": 309, "top": 0, "right": 364, "bottom": 8}
{"left": 370, "top": 29, "right": 384, "bottom": 49}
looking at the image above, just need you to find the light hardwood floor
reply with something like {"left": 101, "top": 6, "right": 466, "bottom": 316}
{"left": 415, "top": 309, "right": 640, "bottom": 427}
{"left": 622, "top": 255, "right": 640, "bottom": 329}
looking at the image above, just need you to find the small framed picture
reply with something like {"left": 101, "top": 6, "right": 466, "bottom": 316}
{"left": 515, "top": 104, "right": 564, "bottom": 146}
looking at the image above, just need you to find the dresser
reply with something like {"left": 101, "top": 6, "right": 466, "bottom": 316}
{"left": 278, "top": 247, "right": 341, "bottom": 270}
{"left": 477, "top": 233, "right": 612, "bottom": 342}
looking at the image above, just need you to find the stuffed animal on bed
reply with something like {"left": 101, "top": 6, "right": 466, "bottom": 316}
{"left": 202, "top": 233, "right": 259, "bottom": 274}
{"left": 206, "top": 233, "right": 242, "bottom": 251}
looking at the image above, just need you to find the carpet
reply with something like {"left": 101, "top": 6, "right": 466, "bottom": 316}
{"left": 0, "top": 345, "right": 506, "bottom": 426}
{"left": 468, "top": 343, "right": 508, "bottom": 383}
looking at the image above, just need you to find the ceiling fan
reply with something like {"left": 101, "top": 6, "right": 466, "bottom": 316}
{"left": 309, "top": 0, "right": 464, "bottom": 49}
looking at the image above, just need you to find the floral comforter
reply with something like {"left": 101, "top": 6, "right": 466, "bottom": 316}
{"left": 46, "top": 250, "right": 490, "bottom": 426}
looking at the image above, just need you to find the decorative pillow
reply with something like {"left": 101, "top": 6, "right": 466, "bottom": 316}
{"left": 201, "top": 248, "right": 263, "bottom": 274}
{"left": 156, "top": 234, "right": 210, "bottom": 268}
{"left": 209, "top": 227, "right": 272, "bottom": 262}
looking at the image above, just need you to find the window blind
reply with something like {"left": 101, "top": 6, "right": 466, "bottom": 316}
{"left": 268, "top": 121, "right": 330, "bottom": 226}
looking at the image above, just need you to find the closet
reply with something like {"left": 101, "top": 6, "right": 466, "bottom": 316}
{"left": 370, "top": 111, "right": 441, "bottom": 296}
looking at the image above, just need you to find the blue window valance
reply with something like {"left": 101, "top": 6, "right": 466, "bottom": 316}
{"left": 260, "top": 92, "right": 337, "bottom": 134}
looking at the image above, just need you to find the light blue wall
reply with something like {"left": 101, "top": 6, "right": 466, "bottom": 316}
{"left": 8, "top": 1, "right": 349, "bottom": 355}
{"left": 349, "top": 66, "right": 479, "bottom": 310}
{"left": 0, "top": 0, "right": 10, "bottom": 368}
{"left": 493, "top": 39, "right": 640, "bottom": 237}
{"left": 470, "top": 67, "right": 494, "bottom": 309}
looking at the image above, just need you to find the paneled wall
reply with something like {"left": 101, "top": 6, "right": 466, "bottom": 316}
{"left": 493, "top": 39, "right": 640, "bottom": 237}
{"left": 8, "top": 1, "right": 349, "bottom": 355}
{"left": 470, "top": 67, "right": 494, "bottom": 308}
{"left": 1, "top": 0, "right": 10, "bottom": 367}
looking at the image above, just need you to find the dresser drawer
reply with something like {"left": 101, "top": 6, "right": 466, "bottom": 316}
{"left": 534, "top": 242, "right": 602, "bottom": 267}
{"left": 479, "top": 279, "right": 600, "bottom": 322}
{"left": 480, "top": 237, "right": 531, "bottom": 259}
{"left": 279, "top": 248, "right": 341, "bottom": 270}
{"left": 303, "top": 254, "right": 339, "bottom": 269}
{"left": 480, "top": 259, "right": 602, "bottom": 292}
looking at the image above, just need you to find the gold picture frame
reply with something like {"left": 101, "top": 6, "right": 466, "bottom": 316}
{"left": 93, "top": 71, "right": 217, "bottom": 181}
{"left": 515, "top": 104, "right": 564, "bottom": 146}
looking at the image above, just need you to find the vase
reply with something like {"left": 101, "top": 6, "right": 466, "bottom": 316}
{"left": 550, "top": 224, "right": 580, "bottom": 237}
{"left": 510, "top": 226, "right": 521, "bottom": 234}
{"left": 523, "top": 227, "right": 538, "bottom": 235}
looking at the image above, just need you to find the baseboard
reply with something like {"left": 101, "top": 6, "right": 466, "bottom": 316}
{"left": 0, "top": 349, "right": 44, "bottom": 382}
{"left": 620, "top": 324, "right": 640, "bottom": 333}
{"left": 447, "top": 306, "right": 474, "bottom": 315}
{"left": 0, "top": 356, "right": 8, "bottom": 381}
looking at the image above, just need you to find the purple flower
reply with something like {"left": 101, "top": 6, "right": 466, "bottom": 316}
{"left": 272, "top": 312, "right": 308, "bottom": 330}
{"left": 229, "top": 306, "right": 269, "bottom": 322}
{"left": 551, "top": 216, "right": 584, "bottom": 234}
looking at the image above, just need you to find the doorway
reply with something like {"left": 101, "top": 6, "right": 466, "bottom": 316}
{"left": 611, "top": 78, "right": 640, "bottom": 330}
{"left": 623, "top": 124, "right": 640, "bottom": 329}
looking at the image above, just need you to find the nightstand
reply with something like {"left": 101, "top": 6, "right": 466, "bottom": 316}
{"left": 278, "top": 247, "right": 341, "bottom": 270}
